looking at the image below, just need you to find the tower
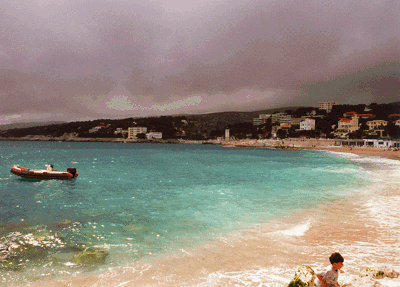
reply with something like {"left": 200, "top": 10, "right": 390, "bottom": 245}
{"left": 225, "top": 128, "right": 230, "bottom": 141}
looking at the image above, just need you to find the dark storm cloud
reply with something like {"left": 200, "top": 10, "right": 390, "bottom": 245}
{"left": 1, "top": 0, "right": 400, "bottom": 123}
{"left": 301, "top": 38, "right": 400, "bottom": 105}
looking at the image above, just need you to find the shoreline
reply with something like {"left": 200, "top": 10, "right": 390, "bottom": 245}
{"left": 5, "top": 144, "right": 400, "bottom": 287}
{"left": 311, "top": 146, "right": 400, "bottom": 161}
{"left": 220, "top": 138, "right": 400, "bottom": 161}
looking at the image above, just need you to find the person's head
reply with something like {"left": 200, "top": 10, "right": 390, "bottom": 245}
{"left": 329, "top": 252, "right": 344, "bottom": 270}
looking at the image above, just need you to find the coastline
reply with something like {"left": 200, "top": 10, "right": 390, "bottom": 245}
{"left": 5, "top": 142, "right": 399, "bottom": 287}
{"left": 2, "top": 135, "right": 400, "bottom": 162}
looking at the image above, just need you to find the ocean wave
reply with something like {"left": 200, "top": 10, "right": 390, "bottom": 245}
{"left": 363, "top": 196, "right": 400, "bottom": 229}
{"left": 273, "top": 219, "right": 311, "bottom": 237}
{"left": 196, "top": 267, "right": 291, "bottom": 287}
{"left": 313, "top": 167, "right": 361, "bottom": 174}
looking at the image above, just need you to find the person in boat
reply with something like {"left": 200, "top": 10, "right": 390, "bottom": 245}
{"left": 45, "top": 164, "right": 54, "bottom": 171}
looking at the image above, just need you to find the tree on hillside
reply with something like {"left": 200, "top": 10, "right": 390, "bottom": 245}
{"left": 386, "top": 122, "right": 400, "bottom": 138}
{"left": 316, "top": 120, "right": 332, "bottom": 137}
{"left": 276, "top": 129, "right": 288, "bottom": 139}
{"left": 136, "top": 133, "right": 146, "bottom": 139}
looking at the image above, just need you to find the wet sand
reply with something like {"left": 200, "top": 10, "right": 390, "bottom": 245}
{"left": 13, "top": 145, "right": 400, "bottom": 287}
{"left": 314, "top": 146, "right": 400, "bottom": 161}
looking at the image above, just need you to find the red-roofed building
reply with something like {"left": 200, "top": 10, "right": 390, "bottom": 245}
{"left": 343, "top": 112, "right": 375, "bottom": 119}
{"left": 357, "top": 114, "right": 375, "bottom": 119}
{"left": 337, "top": 115, "right": 360, "bottom": 133}
{"left": 343, "top": 111, "right": 356, "bottom": 117}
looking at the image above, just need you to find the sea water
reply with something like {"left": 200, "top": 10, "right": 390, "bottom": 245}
{"left": 0, "top": 141, "right": 399, "bottom": 286}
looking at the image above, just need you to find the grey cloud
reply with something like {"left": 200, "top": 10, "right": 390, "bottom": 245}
{"left": 1, "top": 0, "right": 400, "bottom": 124}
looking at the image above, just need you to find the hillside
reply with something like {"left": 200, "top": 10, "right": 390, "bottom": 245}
{"left": 0, "top": 106, "right": 301, "bottom": 140}
{"left": 0, "top": 121, "right": 66, "bottom": 131}
{"left": 1, "top": 101, "right": 399, "bottom": 140}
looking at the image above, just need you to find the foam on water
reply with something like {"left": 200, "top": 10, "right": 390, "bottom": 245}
{"left": 274, "top": 219, "right": 311, "bottom": 237}
{"left": 196, "top": 267, "right": 290, "bottom": 287}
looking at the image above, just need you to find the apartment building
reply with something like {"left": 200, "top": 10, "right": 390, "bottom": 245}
{"left": 366, "top": 120, "right": 388, "bottom": 130}
{"left": 336, "top": 115, "right": 359, "bottom": 133}
{"left": 300, "top": 118, "right": 315, "bottom": 130}
{"left": 253, "top": 114, "right": 271, "bottom": 126}
{"left": 146, "top": 132, "right": 162, "bottom": 140}
{"left": 128, "top": 127, "right": 147, "bottom": 139}
{"left": 290, "top": 118, "right": 303, "bottom": 126}
{"left": 271, "top": 113, "right": 292, "bottom": 124}
{"left": 319, "top": 101, "right": 337, "bottom": 113}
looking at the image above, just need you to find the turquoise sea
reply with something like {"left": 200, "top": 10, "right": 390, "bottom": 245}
{"left": 0, "top": 141, "right": 382, "bottom": 285}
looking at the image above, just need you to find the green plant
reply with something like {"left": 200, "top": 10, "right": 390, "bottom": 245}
{"left": 288, "top": 278, "right": 307, "bottom": 287}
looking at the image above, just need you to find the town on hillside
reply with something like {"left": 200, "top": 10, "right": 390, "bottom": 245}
{"left": 1, "top": 101, "right": 400, "bottom": 147}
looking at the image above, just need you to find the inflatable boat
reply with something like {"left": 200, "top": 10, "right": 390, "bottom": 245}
{"left": 11, "top": 165, "right": 78, "bottom": 179}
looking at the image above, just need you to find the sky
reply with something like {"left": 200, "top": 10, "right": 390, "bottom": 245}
{"left": 1, "top": 0, "right": 400, "bottom": 124}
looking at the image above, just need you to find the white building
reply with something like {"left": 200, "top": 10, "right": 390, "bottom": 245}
{"left": 271, "top": 113, "right": 292, "bottom": 124}
{"left": 319, "top": 101, "right": 338, "bottom": 113}
{"left": 300, "top": 118, "right": 315, "bottom": 130}
{"left": 253, "top": 114, "right": 271, "bottom": 126}
{"left": 364, "top": 139, "right": 400, "bottom": 148}
{"left": 225, "top": 128, "right": 230, "bottom": 141}
{"left": 253, "top": 118, "right": 263, "bottom": 126}
{"left": 89, "top": 126, "right": 105, "bottom": 133}
{"left": 114, "top": 128, "right": 123, "bottom": 135}
{"left": 367, "top": 120, "right": 388, "bottom": 130}
{"left": 128, "top": 127, "right": 147, "bottom": 139}
{"left": 146, "top": 132, "right": 162, "bottom": 140}
{"left": 290, "top": 118, "right": 303, "bottom": 126}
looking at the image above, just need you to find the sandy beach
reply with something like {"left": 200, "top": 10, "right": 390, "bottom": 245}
{"left": 221, "top": 138, "right": 400, "bottom": 161}
{"left": 315, "top": 146, "right": 400, "bottom": 161}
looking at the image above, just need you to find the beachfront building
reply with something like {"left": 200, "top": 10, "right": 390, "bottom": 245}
{"left": 319, "top": 101, "right": 337, "bottom": 113}
{"left": 300, "top": 118, "right": 315, "bottom": 130}
{"left": 364, "top": 139, "right": 400, "bottom": 148}
{"left": 334, "top": 139, "right": 400, "bottom": 148}
{"left": 146, "top": 132, "right": 162, "bottom": 140}
{"left": 366, "top": 120, "right": 388, "bottom": 130}
{"left": 128, "top": 126, "right": 147, "bottom": 139}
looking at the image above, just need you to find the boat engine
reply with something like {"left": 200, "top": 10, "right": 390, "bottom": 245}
{"left": 67, "top": 168, "right": 77, "bottom": 178}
